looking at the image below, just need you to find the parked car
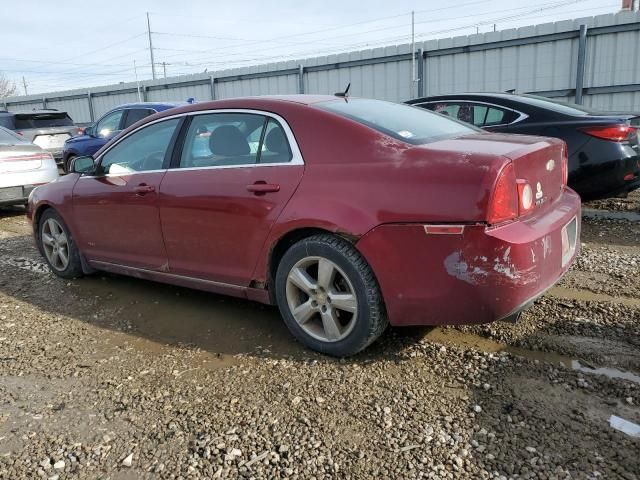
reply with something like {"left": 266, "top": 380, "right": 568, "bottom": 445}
{"left": 0, "top": 109, "right": 81, "bottom": 167}
{"left": 0, "top": 126, "right": 58, "bottom": 207}
{"left": 28, "top": 96, "right": 580, "bottom": 356}
{"left": 407, "top": 93, "right": 640, "bottom": 201}
{"left": 61, "top": 102, "right": 182, "bottom": 173}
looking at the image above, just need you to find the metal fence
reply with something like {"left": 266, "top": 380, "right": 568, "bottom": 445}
{"left": 3, "top": 10, "right": 640, "bottom": 124}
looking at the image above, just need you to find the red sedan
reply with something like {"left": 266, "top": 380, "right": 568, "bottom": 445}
{"left": 27, "top": 96, "right": 580, "bottom": 356}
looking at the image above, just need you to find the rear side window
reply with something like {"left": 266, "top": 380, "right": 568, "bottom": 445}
{"left": 425, "top": 102, "right": 514, "bottom": 127}
{"left": 123, "top": 109, "right": 154, "bottom": 129}
{"left": 179, "top": 113, "right": 292, "bottom": 168}
{"left": 318, "top": 99, "right": 477, "bottom": 145}
{"left": 14, "top": 113, "right": 74, "bottom": 129}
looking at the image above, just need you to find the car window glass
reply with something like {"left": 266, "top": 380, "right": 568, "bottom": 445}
{"left": 123, "top": 109, "right": 153, "bottom": 129}
{"left": 319, "top": 99, "right": 477, "bottom": 145}
{"left": 179, "top": 113, "right": 266, "bottom": 168}
{"left": 100, "top": 118, "right": 180, "bottom": 175}
{"left": 259, "top": 119, "right": 292, "bottom": 164}
{"left": 484, "top": 107, "right": 507, "bottom": 126}
{"left": 96, "top": 110, "right": 124, "bottom": 137}
{"left": 14, "top": 113, "right": 74, "bottom": 129}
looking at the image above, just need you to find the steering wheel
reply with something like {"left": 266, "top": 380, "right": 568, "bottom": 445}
{"left": 134, "top": 151, "right": 165, "bottom": 171}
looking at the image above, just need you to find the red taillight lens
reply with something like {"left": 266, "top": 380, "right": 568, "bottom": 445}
{"left": 488, "top": 163, "right": 518, "bottom": 224}
{"left": 579, "top": 125, "right": 636, "bottom": 142}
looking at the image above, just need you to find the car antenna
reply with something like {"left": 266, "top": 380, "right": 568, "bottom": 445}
{"left": 335, "top": 83, "right": 351, "bottom": 99}
{"left": 505, "top": 88, "right": 516, "bottom": 94}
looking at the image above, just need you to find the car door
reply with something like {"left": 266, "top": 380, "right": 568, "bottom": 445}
{"left": 159, "top": 111, "right": 304, "bottom": 286}
{"left": 72, "top": 117, "right": 182, "bottom": 269}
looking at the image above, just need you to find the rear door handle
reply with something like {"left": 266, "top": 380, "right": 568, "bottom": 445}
{"left": 134, "top": 184, "right": 155, "bottom": 195}
{"left": 247, "top": 183, "right": 280, "bottom": 194}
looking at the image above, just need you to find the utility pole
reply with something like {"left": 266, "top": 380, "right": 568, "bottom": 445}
{"left": 146, "top": 12, "right": 156, "bottom": 80}
{"left": 411, "top": 10, "right": 416, "bottom": 98}
{"left": 162, "top": 62, "right": 167, "bottom": 79}
{"left": 134, "top": 60, "right": 142, "bottom": 102}
{"left": 22, "top": 76, "right": 28, "bottom": 95}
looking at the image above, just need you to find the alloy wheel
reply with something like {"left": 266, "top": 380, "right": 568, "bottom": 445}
{"left": 41, "top": 218, "right": 70, "bottom": 271}
{"left": 285, "top": 256, "right": 358, "bottom": 342}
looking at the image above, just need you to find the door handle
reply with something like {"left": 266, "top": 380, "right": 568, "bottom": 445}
{"left": 133, "top": 184, "right": 155, "bottom": 195}
{"left": 246, "top": 182, "right": 280, "bottom": 194}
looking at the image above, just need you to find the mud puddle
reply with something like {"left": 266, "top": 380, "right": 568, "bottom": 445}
{"left": 426, "top": 327, "right": 640, "bottom": 385}
{"left": 582, "top": 208, "right": 640, "bottom": 222}
{"left": 74, "top": 273, "right": 304, "bottom": 359}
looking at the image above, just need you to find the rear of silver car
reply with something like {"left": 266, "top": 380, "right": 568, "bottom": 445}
{"left": 0, "top": 127, "right": 59, "bottom": 206}
{"left": 11, "top": 112, "right": 80, "bottom": 165}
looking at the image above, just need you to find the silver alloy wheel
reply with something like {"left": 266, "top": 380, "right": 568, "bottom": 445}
{"left": 41, "top": 218, "right": 70, "bottom": 271}
{"left": 285, "top": 256, "right": 358, "bottom": 342}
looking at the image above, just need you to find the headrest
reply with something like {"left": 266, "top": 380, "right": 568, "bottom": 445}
{"left": 265, "top": 127, "right": 288, "bottom": 153}
{"left": 209, "top": 125, "right": 250, "bottom": 156}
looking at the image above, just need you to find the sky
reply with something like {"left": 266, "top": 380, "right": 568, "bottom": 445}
{"left": 0, "top": 0, "right": 624, "bottom": 96}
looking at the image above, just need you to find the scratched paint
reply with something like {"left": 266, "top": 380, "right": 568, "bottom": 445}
{"left": 445, "top": 246, "right": 539, "bottom": 285}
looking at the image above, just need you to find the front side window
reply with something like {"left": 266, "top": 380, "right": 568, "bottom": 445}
{"left": 179, "top": 113, "right": 292, "bottom": 168}
{"left": 319, "top": 99, "right": 477, "bottom": 145}
{"left": 99, "top": 118, "right": 180, "bottom": 174}
{"left": 96, "top": 110, "right": 124, "bottom": 137}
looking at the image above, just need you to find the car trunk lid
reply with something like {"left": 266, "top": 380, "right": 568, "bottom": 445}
{"left": 0, "top": 145, "right": 49, "bottom": 173}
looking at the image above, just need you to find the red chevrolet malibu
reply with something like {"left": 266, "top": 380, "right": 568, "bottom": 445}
{"left": 27, "top": 95, "right": 580, "bottom": 356}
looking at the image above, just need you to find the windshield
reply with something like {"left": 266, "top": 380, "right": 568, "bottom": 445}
{"left": 14, "top": 113, "right": 74, "bottom": 129}
{"left": 318, "top": 98, "right": 478, "bottom": 144}
{"left": 519, "top": 94, "right": 602, "bottom": 116}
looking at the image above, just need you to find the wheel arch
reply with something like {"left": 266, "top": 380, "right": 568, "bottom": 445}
{"left": 264, "top": 226, "right": 359, "bottom": 303}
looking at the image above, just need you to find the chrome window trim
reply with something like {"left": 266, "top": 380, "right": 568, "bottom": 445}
{"left": 87, "top": 108, "right": 303, "bottom": 179}
{"left": 416, "top": 100, "right": 529, "bottom": 127}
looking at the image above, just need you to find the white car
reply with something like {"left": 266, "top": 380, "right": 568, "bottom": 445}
{"left": 0, "top": 126, "right": 59, "bottom": 207}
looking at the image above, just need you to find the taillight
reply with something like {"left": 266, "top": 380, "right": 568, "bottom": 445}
{"left": 579, "top": 124, "right": 636, "bottom": 142}
{"left": 488, "top": 163, "right": 518, "bottom": 224}
{"left": 517, "top": 180, "right": 533, "bottom": 214}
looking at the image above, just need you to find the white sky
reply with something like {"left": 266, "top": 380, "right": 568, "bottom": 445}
{"left": 0, "top": 0, "right": 622, "bottom": 95}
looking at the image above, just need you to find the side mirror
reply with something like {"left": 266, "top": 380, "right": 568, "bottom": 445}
{"left": 84, "top": 125, "right": 95, "bottom": 137}
{"left": 71, "top": 156, "right": 95, "bottom": 174}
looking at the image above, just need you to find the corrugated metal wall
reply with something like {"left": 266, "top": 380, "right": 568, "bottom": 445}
{"left": 3, "top": 10, "right": 640, "bottom": 123}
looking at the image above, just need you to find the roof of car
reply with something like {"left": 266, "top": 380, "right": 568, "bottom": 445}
{"left": 109, "top": 102, "right": 184, "bottom": 110}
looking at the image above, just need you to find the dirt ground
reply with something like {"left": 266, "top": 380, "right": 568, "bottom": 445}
{"left": 0, "top": 205, "right": 638, "bottom": 479}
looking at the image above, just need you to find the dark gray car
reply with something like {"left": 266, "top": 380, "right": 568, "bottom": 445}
{"left": 0, "top": 110, "right": 80, "bottom": 165}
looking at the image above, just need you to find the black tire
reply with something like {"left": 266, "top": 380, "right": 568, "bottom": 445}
{"left": 275, "top": 234, "right": 388, "bottom": 357}
{"left": 38, "top": 209, "right": 84, "bottom": 279}
{"left": 63, "top": 154, "right": 76, "bottom": 174}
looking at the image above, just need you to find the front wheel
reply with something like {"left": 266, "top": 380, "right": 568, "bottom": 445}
{"left": 38, "top": 209, "right": 84, "bottom": 279}
{"left": 275, "top": 234, "right": 388, "bottom": 357}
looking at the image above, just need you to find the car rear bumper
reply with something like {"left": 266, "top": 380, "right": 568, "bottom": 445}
{"left": 0, "top": 185, "right": 40, "bottom": 206}
{"left": 356, "top": 188, "right": 581, "bottom": 326}
{"left": 0, "top": 168, "right": 59, "bottom": 206}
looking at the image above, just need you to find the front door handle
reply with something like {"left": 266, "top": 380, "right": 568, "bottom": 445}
{"left": 247, "top": 182, "right": 280, "bottom": 194}
{"left": 134, "top": 184, "right": 155, "bottom": 195}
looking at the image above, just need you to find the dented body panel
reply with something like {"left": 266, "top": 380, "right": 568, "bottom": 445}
{"left": 356, "top": 188, "right": 581, "bottom": 326}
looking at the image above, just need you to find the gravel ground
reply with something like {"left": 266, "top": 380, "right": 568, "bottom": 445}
{"left": 584, "top": 189, "right": 640, "bottom": 212}
{"left": 0, "top": 207, "right": 639, "bottom": 479}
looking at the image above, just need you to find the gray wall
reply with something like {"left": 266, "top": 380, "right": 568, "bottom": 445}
{"left": 3, "top": 10, "right": 640, "bottom": 124}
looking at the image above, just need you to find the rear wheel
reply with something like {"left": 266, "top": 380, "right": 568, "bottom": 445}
{"left": 38, "top": 209, "right": 83, "bottom": 278}
{"left": 275, "top": 234, "right": 387, "bottom": 357}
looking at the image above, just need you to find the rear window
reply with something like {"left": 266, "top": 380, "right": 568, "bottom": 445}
{"left": 518, "top": 95, "right": 602, "bottom": 116}
{"left": 14, "top": 113, "right": 74, "bottom": 129}
{"left": 0, "top": 115, "right": 14, "bottom": 129}
{"left": 317, "top": 99, "right": 477, "bottom": 144}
